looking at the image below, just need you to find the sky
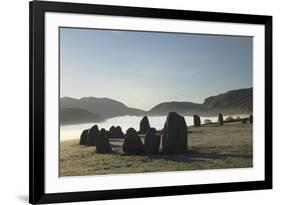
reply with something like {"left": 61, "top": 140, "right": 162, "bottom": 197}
{"left": 60, "top": 27, "right": 253, "bottom": 111}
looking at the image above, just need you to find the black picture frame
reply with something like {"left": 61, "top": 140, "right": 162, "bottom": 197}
{"left": 29, "top": 0, "right": 272, "bottom": 204}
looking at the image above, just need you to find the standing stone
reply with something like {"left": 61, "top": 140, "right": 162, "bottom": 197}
{"left": 123, "top": 128, "right": 144, "bottom": 155}
{"left": 193, "top": 115, "right": 201, "bottom": 127}
{"left": 115, "top": 126, "right": 124, "bottom": 138}
{"left": 144, "top": 130, "right": 160, "bottom": 154}
{"left": 109, "top": 126, "right": 115, "bottom": 136}
{"left": 87, "top": 125, "right": 99, "bottom": 146}
{"left": 79, "top": 129, "right": 89, "bottom": 145}
{"left": 162, "top": 112, "right": 188, "bottom": 154}
{"left": 96, "top": 128, "right": 112, "bottom": 153}
{"left": 218, "top": 113, "right": 224, "bottom": 125}
{"left": 249, "top": 115, "right": 253, "bottom": 123}
{"left": 149, "top": 127, "right": 157, "bottom": 134}
{"left": 109, "top": 125, "right": 124, "bottom": 138}
{"left": 139, "top": 116, "right": 150, "bottom": 134}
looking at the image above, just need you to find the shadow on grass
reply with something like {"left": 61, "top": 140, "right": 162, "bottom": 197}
{"left": 93, "top": 139, "right": 252, "bottom": 164}
{"left": 147, "top": 149, "right": 252, "bottom": 163}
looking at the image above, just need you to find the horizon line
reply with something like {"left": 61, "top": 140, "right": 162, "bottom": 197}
{"left": 60, "top": 86, "right": 253, "bottom": 111}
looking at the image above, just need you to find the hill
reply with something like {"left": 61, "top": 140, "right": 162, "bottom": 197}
{"left": 148, "top": 88, "right": 252, "bottom": 116}
{"left": 60, "top": 97, "right": 145, "bottom": 119}
{"left": 148, "top": 101, "right": 216, "bottom": 116}
{"left": 203, "top": 88, "right": 253, "bottom": 114}
{"left": 60, "top": 88, "right": 252, "bottom": 124}
{"left": 60, "top": 108, "right": 104, "bottom": 125}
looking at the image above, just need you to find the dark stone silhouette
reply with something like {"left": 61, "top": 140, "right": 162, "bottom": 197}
{"left": 87, "top": 125, "right": 99, "bottom": 146}
{"left": 139, "top": 116, "right": 150, "bottom": 134}
{"left": 149, "top": 127, "right": 157, "bottom": 134}
{"left": 79, "top": 129, "right": 89, "bottom": 145}
{"left": 218, "top": 113, "right": 224, "bottom": 125}
{"left": 193, "top": 115, "right": 201, "bottom": 127}
{"left": 249, "top": 115, "right": 253, "bottom": 123}
{"left": 242, "top": 118, "right": 247, "bottom": 124}
{"left": 109, "top": 126, "right": 115, "bottom": 135}
{"left": 116, "top": 126, "right": 124, "bottom": 137}
{"left": 95, "top": 128, "right": 112, "bottom": 153}
{"left": 162, "top": 112, "right": 188, "bottom": 154}
{"left": 123, "top": 128, "right": 144, "bottom": 155}
{"left": 109, "top": 125, "right": 124, "bottom": 138}
{"left": 144, "top": 130, "right": 160, "bottom": 154}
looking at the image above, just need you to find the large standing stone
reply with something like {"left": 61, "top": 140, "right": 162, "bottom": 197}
{"left": 109, "top": 126, "right": 115, "bottom": 135}
{"left": 193, "top": 115, "right": 201, "bottom": 127}
{"left": 115, "top": 126, "right": 124, "bottom": 137}
{"left": 162, "top": 112, "right": 188, "bottom": 154}
{"left": 95, "top": 128, "right": 112, "bottom": 153}
{"left": 144, "top": 130, "right": 160, "bottom": 154}
{"left": 109, "top": 125, "right": 124, "bottom": 138}
{"left": 249, "top": 115, "right": 253, "bottom": 123}
{"left": 123, "top": 128, "right": 144, "bottom": 155}
{"left": 139, "top": 116, "right": 150, "bottom": 134}
{"left": 79, "top": 129, "right": 89, "bottom": 145}
{"left": 87, "top": 125, "right": 99, "bottom": 146}
{"left": 149, "top": 127, "right": 157, "bottom": 134}
{"left": 218, "top": 113, "right": 224, "bottom": 125}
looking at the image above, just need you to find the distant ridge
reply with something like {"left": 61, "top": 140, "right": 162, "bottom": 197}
{"left": 60, "top": 96, "right": 146, "bottom": 120}
{"left": 148, "top": 101, "right": 216, "bottom": 116}
{"left": 60, "top": 108, "right": 104, "bottom": 125}
{"left": 148, "top": 88, "right": 253, "bottom": 116}
{"left": 203, "top": 87, "right": 253, "bottom": 114}
{"left": 60, "top": 87, "right": 252, "bottom": 125}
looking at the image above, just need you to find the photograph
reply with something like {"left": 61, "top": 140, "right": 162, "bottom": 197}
{"left": 59, "top": 27, "right": 253, "bottom": 177}
{"left": 28, "top": 1, "right": 272, "bottom": 203}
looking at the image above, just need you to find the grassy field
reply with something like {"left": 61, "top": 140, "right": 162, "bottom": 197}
{"left": 60, "top": 122, "right": 252, "bottom": 176}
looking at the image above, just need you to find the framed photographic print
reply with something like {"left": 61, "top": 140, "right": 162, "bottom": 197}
{"left": 29, "top": 0, "right": 272, "bottom": 204}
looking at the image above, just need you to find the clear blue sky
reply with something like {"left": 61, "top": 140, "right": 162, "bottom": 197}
{"left": 60, "top": 27, "right": 253, "bottom": 111}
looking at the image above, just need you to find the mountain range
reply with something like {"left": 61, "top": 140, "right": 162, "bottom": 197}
{"left": 60, "top": 87, "right": 252, "bottom": 125}
{"left": 60, "top": 97, "right": 145, "bottom": 124}
{"left": 203, "top": 87, "right": 253, "bottom": 114}
{"left": 60, "top": 108, "right": 104, "bottom": 125}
